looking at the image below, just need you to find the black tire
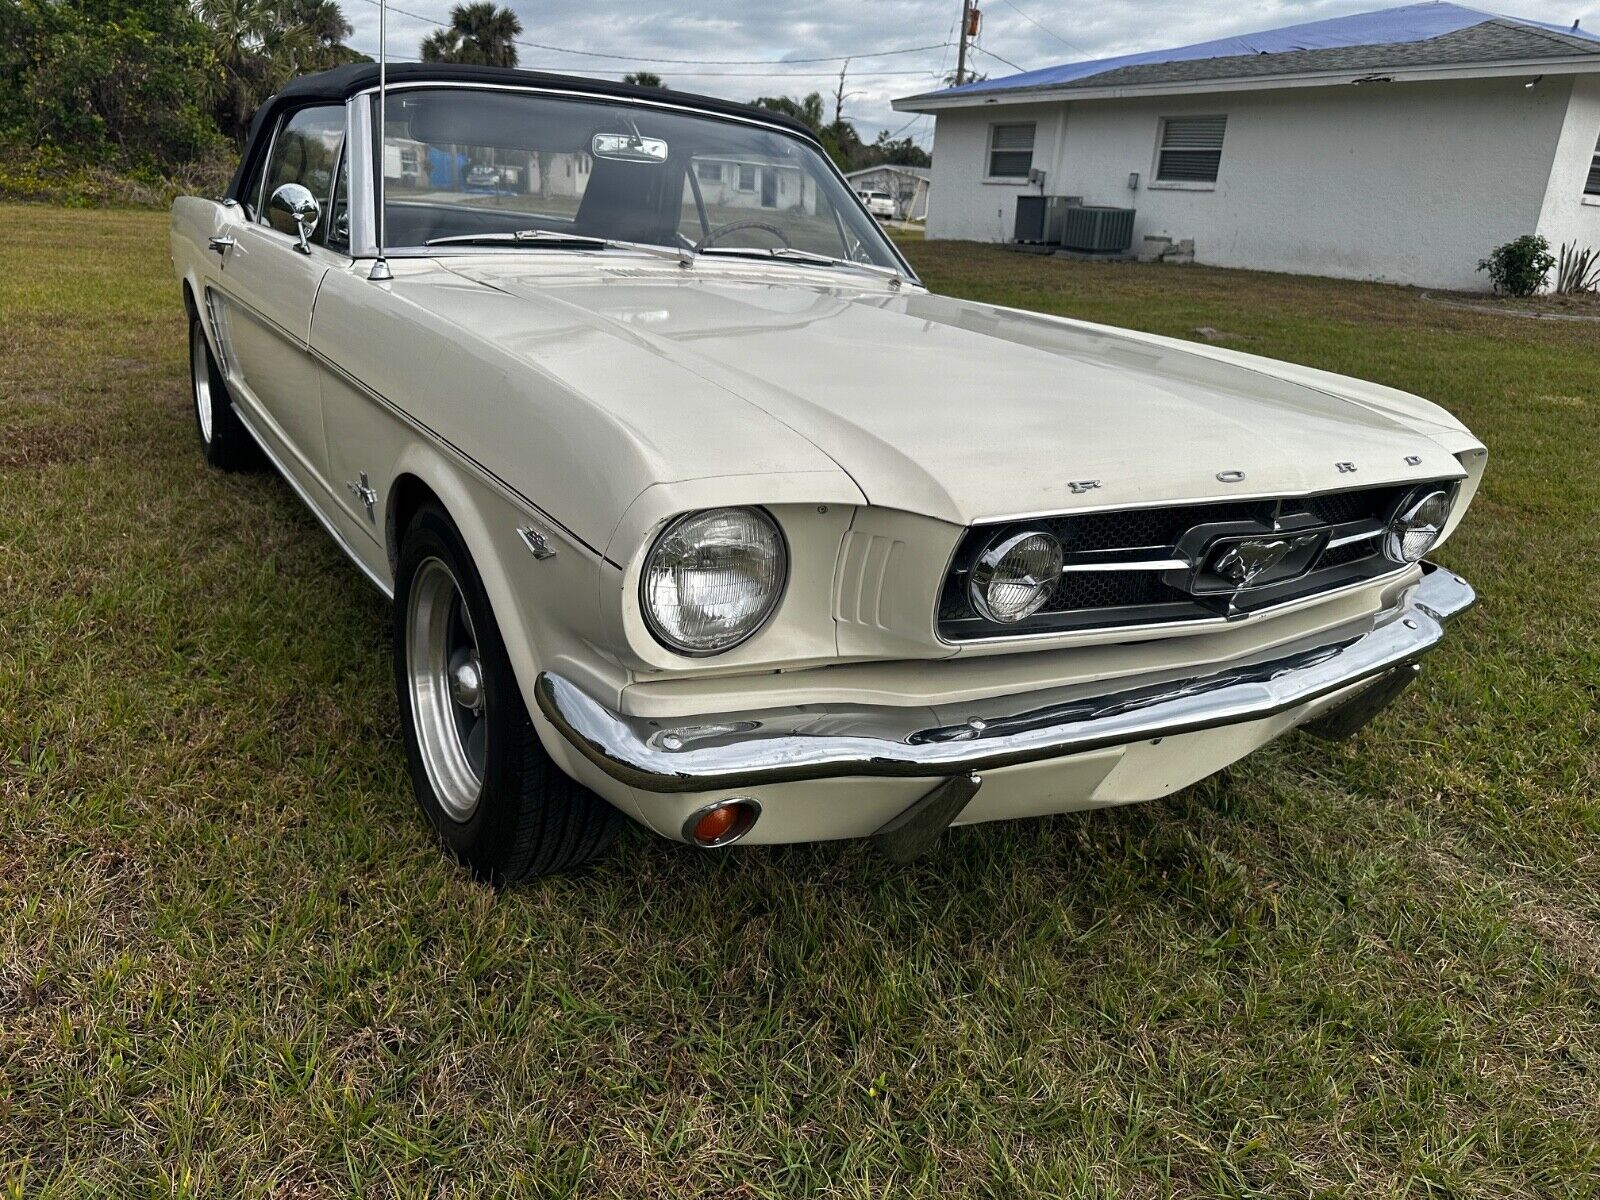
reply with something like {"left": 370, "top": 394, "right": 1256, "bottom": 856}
{"left": 188, "top": 311, "right": 262, "bottom": 471}
{"left": 393, "top": 501, "right": 621, "bottom": 883}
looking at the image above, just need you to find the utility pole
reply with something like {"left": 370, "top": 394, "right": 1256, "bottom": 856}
{"left": 955, "top": 0, "right": 974, "bottom": 85}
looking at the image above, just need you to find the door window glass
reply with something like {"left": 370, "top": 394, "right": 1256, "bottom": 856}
{"left": 325, "top": 151, "right": 350, "bottom": 252}
{"left": 258, "top": 105, "right": 346, "bottom": 238}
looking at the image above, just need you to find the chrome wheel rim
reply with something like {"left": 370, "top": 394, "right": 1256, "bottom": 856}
{"left": 406, "top": 557, "right": 487, "bottom": 822}
{"left": 191, "top": 322, "right": 215, "bottom": 445}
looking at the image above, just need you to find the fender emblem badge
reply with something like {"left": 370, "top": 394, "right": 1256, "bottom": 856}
{"left": 1216, "top": 470, "right": 1246, "bottom": 483}
{"left": 345, "top": 472, "right": 378, "bottom": 522}
{"left": 518, "top": 526, "right": 557, "bottom": 560}
{"left": 1068, "top": 479, "right": 1100, "bottom": 494}
{"left": 1404, "top": 455, "right": 1423, "bottom": 466}
{"left": 1336, "top": 461, "right": 1358, "bottom": 474}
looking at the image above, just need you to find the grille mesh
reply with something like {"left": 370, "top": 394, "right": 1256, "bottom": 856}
{"left": 941, "top": 482, "right": 1431, "bottom": 640}
{"left": 1318, "top": 538, "right": 1381, "bottom": 570}
{"left": 1033, "top": 501, "right": 1275, "bottom": 553}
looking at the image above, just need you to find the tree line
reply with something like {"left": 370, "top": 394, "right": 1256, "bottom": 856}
{"left": 0, "top": 0, "right": 925, "bottom": 198}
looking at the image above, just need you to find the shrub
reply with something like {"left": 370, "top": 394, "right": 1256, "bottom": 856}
{"left": 1477, "top": 235, "right": 1556, "bottom": 297}
{"left": 1555, "top": 241, "right": 1600, "bottom": 295}
{"left": 0, "top": 142, "right": 234, "bottom": 207}
{"left": 0, "top": 0, "right": 224, "bottom": 179}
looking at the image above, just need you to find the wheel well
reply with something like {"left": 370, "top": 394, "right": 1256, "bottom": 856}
{"left": 387, "top": 473, "right": 442, "bottom": 576}
{"left": 182, "top": 280, "right": 199, "bottom": 320}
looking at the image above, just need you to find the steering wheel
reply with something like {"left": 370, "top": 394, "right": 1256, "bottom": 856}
{"left": 693, "top": 220, "right": 792, "bottom": 254}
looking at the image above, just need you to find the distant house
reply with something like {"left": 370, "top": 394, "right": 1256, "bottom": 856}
{"left": 844, "top": 165, "right": 931, "bottom": 221}
{"left": 894, "top": 3, "right": 1600, "bottom": 289}
{"left": 691, "top": 155, "right": 815, "bottom": 211}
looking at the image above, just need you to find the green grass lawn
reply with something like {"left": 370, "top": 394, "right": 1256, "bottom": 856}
{"left": 2, "top": 206, "right": 1598, "bottom": 1198}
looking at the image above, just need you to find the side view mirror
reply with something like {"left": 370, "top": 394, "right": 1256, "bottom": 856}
{"left": 269, "top": 183, "right": 321, "bottom": 254}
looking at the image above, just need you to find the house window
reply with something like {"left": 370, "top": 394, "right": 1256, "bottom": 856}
{"left": 737, "top": 164, "right": 757, "bottom": 191}
{"left": 987, "top": 123, "right": 1035, "bottom": 178}
{"left": 1586, "top": 130, "right": 1600, "bottom": 197}
{"left": 1156, "top": 115, "right": 1227, "bottom": 184}
{"left": 696, "top": 161, "right": 723, "bottom": 183}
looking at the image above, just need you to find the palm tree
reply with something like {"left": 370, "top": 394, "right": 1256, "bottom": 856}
{"left": 199, "top": 0, "right": 278, "bottom": 142}
{"left": 280, "top": 0, "right": 360, "bottom": 69}
{"left": 419, "top": 3, "right": 521, "bottom": 68}
{"left": 750, "top": 92, "right": 827, "bottom": 135}
{"left": 199, "top": 0, "right": 360, "bottom": 143}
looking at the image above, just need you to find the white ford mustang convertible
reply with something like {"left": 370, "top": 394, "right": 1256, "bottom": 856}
{"left": 171, "top": 63, "right": 1484, "bottom": 881}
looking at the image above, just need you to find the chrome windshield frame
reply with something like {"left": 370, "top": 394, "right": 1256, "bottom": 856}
{"left": 345, "top": 80, "right": 921, "bottom": 285}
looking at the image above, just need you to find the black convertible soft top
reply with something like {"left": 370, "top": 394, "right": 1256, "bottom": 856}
{"left": 227, "top": 63, "right": 818, "bottom": 203}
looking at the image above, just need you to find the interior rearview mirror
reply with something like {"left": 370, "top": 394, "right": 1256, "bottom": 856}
{"left": 592, "top": 132, "right": 669, "bottom": 163}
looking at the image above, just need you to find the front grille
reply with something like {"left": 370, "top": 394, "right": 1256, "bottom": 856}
{"left": 939, "top": 482, "right": 1441, "bottom": 642}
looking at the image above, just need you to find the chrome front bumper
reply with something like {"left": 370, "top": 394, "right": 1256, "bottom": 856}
{"left": 536, "top": 564, "right": 1475, "bottom": 795}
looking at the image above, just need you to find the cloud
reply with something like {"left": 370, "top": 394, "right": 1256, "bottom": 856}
{"left": 341, "top": 0, "right": 1596, "bottom": 145}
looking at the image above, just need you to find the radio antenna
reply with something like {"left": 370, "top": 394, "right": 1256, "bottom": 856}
{"left": 368, "top": 0, "right": 394, "bottom": 281}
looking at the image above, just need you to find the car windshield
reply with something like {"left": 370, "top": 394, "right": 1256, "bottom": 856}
{"left": 375, "top": 87, "right": 903, "bottom": 270}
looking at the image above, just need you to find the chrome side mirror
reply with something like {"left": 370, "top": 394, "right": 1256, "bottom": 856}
{"left": 269, "top": 183, "right": 321, "bottom": 254}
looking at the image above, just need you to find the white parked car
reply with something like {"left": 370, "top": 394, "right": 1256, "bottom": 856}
{"left": 171, "top": 64, "right": 1484, "bottom": 881}
{"left": 857, "top": 188, "right": 897, "bottom": 218}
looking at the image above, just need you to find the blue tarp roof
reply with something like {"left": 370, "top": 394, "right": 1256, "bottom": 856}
{"left": 942, "top": 2, "right": 1598, "bottom": 96}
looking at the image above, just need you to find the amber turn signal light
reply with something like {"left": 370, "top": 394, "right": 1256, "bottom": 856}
{"left": 683, "top": 799, "right": 761, "bottom": 848}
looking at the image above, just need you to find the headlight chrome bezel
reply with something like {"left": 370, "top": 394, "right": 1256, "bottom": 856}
{"left": 639, "top": 506, "right": 789, "bottom": 657}
{"left": 968, "top": 529, "right": 1065, "bottom": 624}
{"left": 1383, "top": 484, "right": 1456, "bottom": 565}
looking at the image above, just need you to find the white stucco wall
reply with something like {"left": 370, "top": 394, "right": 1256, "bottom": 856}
{"left": 1535, "top": 73, "right": 1600, "bottom": 262}
{"left": 924, "top": 76, "right": 1592, "bottom": 290}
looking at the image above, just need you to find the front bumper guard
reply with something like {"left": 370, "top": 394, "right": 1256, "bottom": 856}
{"left": 535, "top": 564, "right": 1475, "bottom": 796}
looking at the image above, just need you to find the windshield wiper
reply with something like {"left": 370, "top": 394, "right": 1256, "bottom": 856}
{"left": 699, "top": 245, "right": 906, "bottom": 286}
{"left": 426, "top": 229, "right": 612, "bottom": 248}
{"left": 699, "top": 245, "right": 836, "bottom": 267}
{"left": 426, "top": 228, "right": 693, "bottom": 267}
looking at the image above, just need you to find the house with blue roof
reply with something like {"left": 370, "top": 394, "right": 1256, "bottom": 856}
{"left": 894, "top": 3, "right": 1600, "bottom": 288}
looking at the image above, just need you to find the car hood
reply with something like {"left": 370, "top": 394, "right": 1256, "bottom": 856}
{"left": 447, "top": 261, "right": 1471, "bottom": 525}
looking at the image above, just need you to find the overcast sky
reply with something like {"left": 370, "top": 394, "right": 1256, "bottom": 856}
{"left": 341, "top": 1, "right": 1596, "bottom": 145}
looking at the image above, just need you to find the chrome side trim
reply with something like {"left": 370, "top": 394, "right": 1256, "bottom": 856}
{"left": 536, "top": 564, "right": 1474, "bottom": 793}
{"left": 231, "top": 404, "right": 395, "bottom": 599}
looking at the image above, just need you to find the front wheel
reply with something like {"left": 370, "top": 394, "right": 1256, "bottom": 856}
{"left": 393, "top": 501, "right": 621, "bottom": 883}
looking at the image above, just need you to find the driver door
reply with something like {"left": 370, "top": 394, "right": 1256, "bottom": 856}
{"left": 205, "top": 104, "right": 348, "bottom": 489}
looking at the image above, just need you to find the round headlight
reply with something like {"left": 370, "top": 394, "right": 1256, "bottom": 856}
{"left": 1384, "top": 486, "right": 1453, "bottom": 564}
{"left": 969, "top": 530, "right": 1064, "bottom": 623}
{"left": 641, "top": 508, "right": 787, "bottom": 654}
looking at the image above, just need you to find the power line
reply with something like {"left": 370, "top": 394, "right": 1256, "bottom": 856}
{"left": 353, "top": 0, "right": 951, "bottom": 67}
{"left": 970, "top": 43, "right": 1028, "bottom": 73}
{"left": 992, "top": 0, "right": 1095, "bottom": 58}
{"left": 935, "top": 12, "right": 958, "bottom": 82}
{"left": 513, "top": 36, "right": 951, "bottom": 67}
{"left": 360, "top": 58, "right": 946, "bottom": 78}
